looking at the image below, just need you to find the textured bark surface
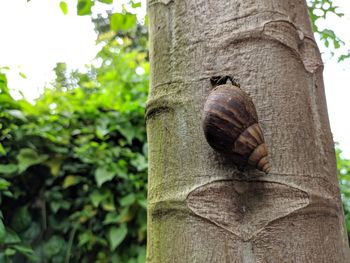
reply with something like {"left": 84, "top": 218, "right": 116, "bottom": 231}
{"left": 146, "top": 0, "right": 350, "bottom": 262}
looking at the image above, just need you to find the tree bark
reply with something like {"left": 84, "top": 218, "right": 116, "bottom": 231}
{"left": 146, "top": 0, "right": 350, "bottom": 262}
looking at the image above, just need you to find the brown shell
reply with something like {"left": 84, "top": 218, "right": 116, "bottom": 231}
{"left": 202, "top": 84, "right": 270, "bottom": 173}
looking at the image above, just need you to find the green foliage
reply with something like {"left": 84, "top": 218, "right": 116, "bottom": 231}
{"left": 336, "top": 148, "right": 350, "bottom": 238}
{"left": 77, "top": 0, "right": 94, "bottom": 16}
{"left": 98, "top": 0, "right": 114, "bottom": 4}
{"left": 59, "top": 1, "right": 68, "bottom": 15}
{"left": 308, "top": 0, "right": 344, "bottom": 32}
{"left": 0, "top": 6, "right": 148, "bottom": 260}
{"left": 307, "top": 0, "right": 349, "bottom": 61}
{"left": 110, "top": 13, "right": 137, "bottom": 32}
{"left": 337, "top": 50, "right": 350, "bottom": 62}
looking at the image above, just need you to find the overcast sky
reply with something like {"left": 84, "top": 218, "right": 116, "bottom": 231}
{"left": 0, "top": 0, "right": 349, "bottom": 158}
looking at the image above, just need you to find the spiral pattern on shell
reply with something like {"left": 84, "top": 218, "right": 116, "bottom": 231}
{"left": 202, "top": 81, "right": 270, "bottom": 173}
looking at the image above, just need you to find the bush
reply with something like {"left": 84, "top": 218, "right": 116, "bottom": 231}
{"left": 336, "top": 147, "right": 350, "bottom": 241}
{"left": 0, "top": 35, "right": 149, "bottom": 262}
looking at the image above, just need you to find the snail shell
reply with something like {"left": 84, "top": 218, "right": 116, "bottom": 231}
{"left": 202, "top": 77, "right": 270, "bottom": 173}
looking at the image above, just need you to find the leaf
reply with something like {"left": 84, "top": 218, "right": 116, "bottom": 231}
{"left": 43, "top": 235, "right": 66, "bottom": 257}
{"left": 6, "top": 109, "right": 27, "bottom": 121}
{"left": 17, "top": 148, "right": 48, "bottom": 173}
{"left": 4, "top": 248, "right": 16, "bottom": 256}
{"left": 2, "top": 191, "right": 13, "bottom": 198}
{"left": 0, "top": 178, "right": 10, "bottom": 190}
{"left": 115, "top": 163, "right": 128, "bottom": 179}
{"left": 59, "top": 1, "right": 68, "bottom": 15}
{"left": 137, "top": 198, "right": 147, "bottom": 209}
{"left": 77, "top": 0, "right": 94, "bottom": 16}
{"left": 0, "top": 219, "right": 5, "bottom": 243}
{"left": 137, "top": 247, "right": 146, "bottom": 263}
{"left": 0, "top": 164, "right": 17, "bottom": 174}
{"left": 46, "top": 156, "right": 63, "bottom": 176}
{"left": 50, "top": 199, "right": 71, "bottom": 213}
{"left": 325, "top": 39, "right": 329, "bottom": 47}
{"left": 338, "top": 51, "right": 350, "bottom": 62}
{"left": 78, "top": 232, "right": 90, "bottom": 247}
{"left": 96, "top": 125, "right": 109, "bottom": 139}
{"left": 0, "top": 72, "right": 8, "bottom": 92}
{"left": 107, "top": 224, "right": 127, "bottom": 251}
{"left": 110, "top": 13, "right": 137, "bottom": 32}
{"left": 131, "top": 154, "right": 147, "bottom": 171}
{"left": 19, "top": 72, "right": 27, "bottom": 79}
{"left": 11, "top": 206, "right": 32, "bottom": 232}
{"left": 4, "top": 228, "right": 21, "bottom": 244}
{"left": 103, "top": 212, "right": 119, "bottom": 225}
{"left": 98, "top": 0, "right": 113, "bottom": 3}
{"left": 131, "top": 1, "right": 141, "bottom": 8}
{"left": 120, "top": 193, "right": 136, "bottom": 207}
{"left": 334, "top": 40, "right": 340, "bottom": 49}
{"left": 90, "top": 190, "right": 107, "bottom": 207}
{"left": 102, "top": 201, "right": 116, "bottom": 212}
{"left": 118, "top": 124, "right": 136, "bottom": 143}
{"left": 63, "top": 175, "right": 80, "bottom": 188}
{"left": 144, "top": 14, "right": 149, "bottom": 27}
{"left": 94, "top": 166, "right": 116, "bottom": 187}
{"left": 13, "top": 245, "right": 33, "bottom": 254}
{"left": 115, "top": 207, "right": 134, "bottom": 223}
{"left": 21, "top": 222, "right": 40, "bottom": 242}
{"left": 0, "top": 143, "right": 6, "bottom": 156}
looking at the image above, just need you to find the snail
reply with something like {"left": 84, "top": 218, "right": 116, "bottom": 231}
{"left": 202, "top": 76, "right": 270, "bottom": 173}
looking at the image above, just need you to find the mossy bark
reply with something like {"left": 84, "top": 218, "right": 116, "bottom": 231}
{"left": 146, "top": 0, "right": 350, "bottom": 262}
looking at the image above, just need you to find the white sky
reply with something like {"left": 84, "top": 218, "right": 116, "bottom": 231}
{"left": 0, "top": 0, "right": 349, "bottom": 158}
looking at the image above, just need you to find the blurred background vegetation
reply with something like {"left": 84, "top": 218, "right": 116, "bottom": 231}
{"left": 0, "top": 0, "right": 349, "bottom": 262}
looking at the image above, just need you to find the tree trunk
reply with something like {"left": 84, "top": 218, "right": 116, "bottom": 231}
{"left": 146, "top": 0, "right": 350, "bottom": 262}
